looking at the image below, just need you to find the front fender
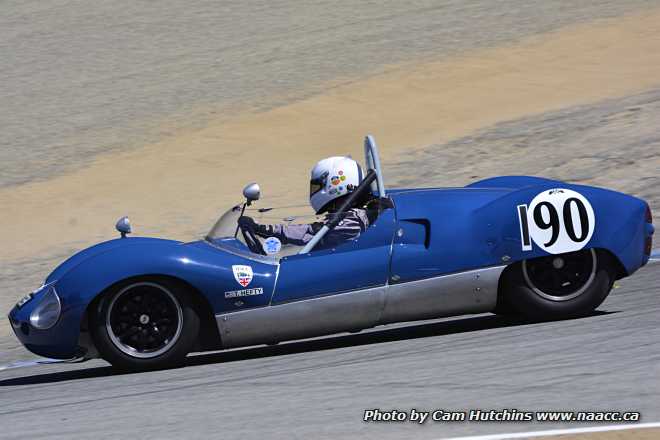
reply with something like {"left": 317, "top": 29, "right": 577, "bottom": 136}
{"left": 29, "top": 238, "right": 276, "bottom": 358}
{"left": 57, "top": 239, "right": 277, "bottom": 312}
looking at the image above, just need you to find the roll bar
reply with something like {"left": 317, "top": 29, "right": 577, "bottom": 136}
{"left": 364, "top": 135, "right": 386, "bottom": 197}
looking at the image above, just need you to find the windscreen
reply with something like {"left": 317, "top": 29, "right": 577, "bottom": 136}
{"left": 206, "top": 202, "right": 323, "bottom": 258}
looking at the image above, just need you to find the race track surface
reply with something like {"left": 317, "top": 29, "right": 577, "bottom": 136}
{"left": 1, "top": 265, "right": 658, "bottom": 440}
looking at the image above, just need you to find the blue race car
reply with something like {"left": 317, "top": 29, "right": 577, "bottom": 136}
{"left": 8, "top": 136, "right": 655, "bottom": 371}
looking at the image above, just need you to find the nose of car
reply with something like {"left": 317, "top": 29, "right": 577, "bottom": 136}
{"left": 8, "top": 305, "right": 31, "bottom": 341}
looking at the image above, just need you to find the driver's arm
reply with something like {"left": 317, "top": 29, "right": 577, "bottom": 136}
{"left": 241, "top": 216, "right": 322, "bottom": 246}
{"left": 256, "top": 222, "right": 321, "bottom": 246}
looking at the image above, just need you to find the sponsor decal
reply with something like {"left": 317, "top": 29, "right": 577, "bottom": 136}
{"left": 517, "top": 188, "right": 595, "bottom": 254}
{"left": 232, "top": 265, "right": 253, "bottom": 287}
{"left": 224, "top": 287, "right": 264, "bottom": 299}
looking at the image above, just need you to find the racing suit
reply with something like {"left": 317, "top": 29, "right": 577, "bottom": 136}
{"left": 253, "top": 207, "right": 370, "bottom": 248}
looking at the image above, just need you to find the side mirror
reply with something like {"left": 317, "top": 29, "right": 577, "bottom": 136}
{"left": 115, "top": 216, "right": 132, "bottom": 238}
{"left": 242, "top": 182, "right": 261, "bottom": 205}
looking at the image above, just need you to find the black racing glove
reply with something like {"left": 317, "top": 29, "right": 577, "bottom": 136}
{"left": 238, "top": 215, "right": 256, "bottom": 228}
{"left": 238, "top": 216, "right": 268, "bottom": 235}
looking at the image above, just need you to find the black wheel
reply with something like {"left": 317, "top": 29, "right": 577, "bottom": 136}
{"left": 500, "top": 249, "right": 615, "bottom": 320}
{"left": 91, "top": 278, "right": 200, "bottom": 371}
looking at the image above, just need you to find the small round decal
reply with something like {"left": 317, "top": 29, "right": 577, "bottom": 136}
{"left": 263, "top": 237, "right": 282, "bottom": 255}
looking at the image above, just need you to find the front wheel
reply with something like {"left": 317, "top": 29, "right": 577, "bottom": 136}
{"left": 91, "top": 278, "right": 200, "bottom": 371}
{"left": 500, "top": 249, "right": 615, "bottom": 320}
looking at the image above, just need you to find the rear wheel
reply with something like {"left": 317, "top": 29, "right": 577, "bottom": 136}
{"left": 91, "top": 278, "right": 199, "bottom": 371}
{"left": 500, "top": 249, "right": 615, "bottom": 320}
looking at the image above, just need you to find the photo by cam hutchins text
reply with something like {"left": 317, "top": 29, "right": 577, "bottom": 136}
{"left": 363, "top": 409, "right": 642, "bottom": 424}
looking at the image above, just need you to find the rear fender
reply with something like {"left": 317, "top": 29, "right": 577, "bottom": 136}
{"left": 473, "top": 183, "right": 648, "bottom": 274}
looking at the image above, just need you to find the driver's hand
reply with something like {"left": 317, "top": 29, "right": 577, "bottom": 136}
{"left": 238, "top": 216, "right": 257, "bottom": 228}
{"left": 239, "top": 216, "right": 270, "bottom": 237}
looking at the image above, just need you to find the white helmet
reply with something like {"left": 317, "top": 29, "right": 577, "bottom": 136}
{"left": 309, "top": 156, "right": 363, "bottom": 213}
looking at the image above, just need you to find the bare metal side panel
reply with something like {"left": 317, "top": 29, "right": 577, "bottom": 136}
{"left": 378, "top": 266, "right": 504, "bottom": 324}
{"left": 215, "top": 266, "right": 504, "bottom": 349}
{"left": 216, "top": 286, "right": 386, "bottom": 348}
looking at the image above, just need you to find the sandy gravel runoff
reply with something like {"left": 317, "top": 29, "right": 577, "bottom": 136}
{"left": 2, "top": 8, "right": 660, "bottom": 269}
{"left": 2, "top": 0, "right": 655, "bottom": 188}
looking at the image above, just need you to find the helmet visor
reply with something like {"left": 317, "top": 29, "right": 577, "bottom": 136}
{"left": 310, "top": 172, "right": 328, "bottom": 197}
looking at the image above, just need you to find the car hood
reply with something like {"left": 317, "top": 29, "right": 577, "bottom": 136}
{"left": 46, "top": 237, "right": 181, "bottom": 283}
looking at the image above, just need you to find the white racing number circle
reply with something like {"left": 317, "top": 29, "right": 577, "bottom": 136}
{"left": 526, "top": 188, "right": 595, "bottom": 254}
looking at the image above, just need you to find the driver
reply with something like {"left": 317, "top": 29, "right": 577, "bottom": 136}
{"left": 238, "top": 156, "right": 370, "bottom": 248}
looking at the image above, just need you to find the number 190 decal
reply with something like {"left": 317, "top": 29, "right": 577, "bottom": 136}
{"left": 517, "top": 188, "right": 595, "bottom": 254}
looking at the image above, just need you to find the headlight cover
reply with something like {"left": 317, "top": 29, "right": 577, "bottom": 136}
{"left": 29, "top": 285, "right": 61, "bottom": 330}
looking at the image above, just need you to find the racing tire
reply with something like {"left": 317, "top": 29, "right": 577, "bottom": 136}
{"left": 500, "top": 249, "right": 615, "bottom": 321}
{"left": 90, "top": 277, "right": 200, "bottom": 371}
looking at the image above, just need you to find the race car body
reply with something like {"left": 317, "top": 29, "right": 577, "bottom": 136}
{"left": 8, "top": 136, "right": 654, "bottom": 370}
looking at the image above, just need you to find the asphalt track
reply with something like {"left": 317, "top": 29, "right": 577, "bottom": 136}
{"left": 0, "top": 262, "right": 658, "bottom": 439}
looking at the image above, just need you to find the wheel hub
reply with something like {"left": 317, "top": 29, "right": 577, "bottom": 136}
{"left": 522, "top": 249, "right": 597, "bottom": 301}
{"left": 106, "top": 282, "right": 183, "bottom": 359}
{"left": 552, "top": 257, "right": 565, "bottom": 269}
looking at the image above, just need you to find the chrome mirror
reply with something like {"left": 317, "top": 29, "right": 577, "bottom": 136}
{"left": 115, "top": 216, "right": 132, "bottom": 238}
{"left": 242, "top": 182, "right": 261, "bottom": 205}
